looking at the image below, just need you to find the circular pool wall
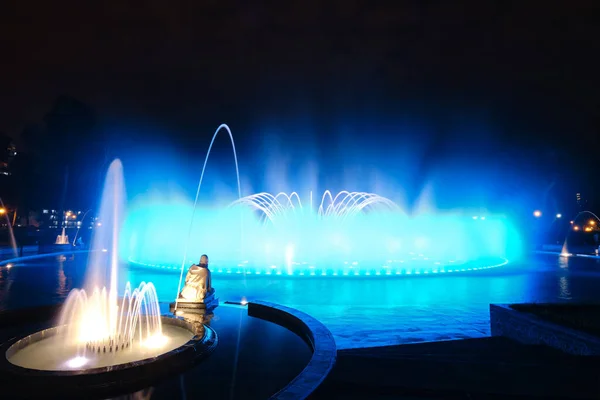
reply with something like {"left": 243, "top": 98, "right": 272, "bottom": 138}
{"left": 0, "top": 315, "right": 217, "bottom": 398}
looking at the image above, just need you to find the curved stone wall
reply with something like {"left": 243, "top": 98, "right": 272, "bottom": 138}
{"left": 248, "top": 301, "right": 337, "bottom": 400}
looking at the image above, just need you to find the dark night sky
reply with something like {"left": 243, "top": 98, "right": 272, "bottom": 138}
{"left": 1, "top": 1, "right": 599, "bottom": 209}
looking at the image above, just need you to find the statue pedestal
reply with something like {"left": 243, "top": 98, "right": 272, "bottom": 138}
{"left": 170, "top": 308, "right": 215, "bottom": 335}
{"left": 172, "top": 264, "right": 218, "bottom": 313}
{"left": 169, "top": 290, "right": 219, "bottom": 313}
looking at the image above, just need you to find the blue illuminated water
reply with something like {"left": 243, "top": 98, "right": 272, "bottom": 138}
{"left": 1, "top": 252, "right": 598, "bottom": 349}
{"left": 120, "top": 192, "right": 522, "bottom": 278}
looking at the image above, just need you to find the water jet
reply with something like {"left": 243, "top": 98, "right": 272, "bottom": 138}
{"left": 1, "top": 160, "right": 216, "bottom": 397}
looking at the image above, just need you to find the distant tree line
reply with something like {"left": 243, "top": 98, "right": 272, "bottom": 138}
{"left": 0, "top": 95, "right": 108, "bottom": 216}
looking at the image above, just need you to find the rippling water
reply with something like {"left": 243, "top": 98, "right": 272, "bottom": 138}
{"left": 2, "top": 253, "right": 599, "bottom": 349}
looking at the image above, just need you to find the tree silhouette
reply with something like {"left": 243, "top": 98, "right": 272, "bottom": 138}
{"left": 15, "top": 96, "right": 106, "bottom": 211}
{"left": 0, "top": 132, "right": 17, "bottom": 206}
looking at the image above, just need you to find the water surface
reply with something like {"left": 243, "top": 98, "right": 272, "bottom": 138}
{"left": 1, "top": 253, "right": 599, "bottom": 349}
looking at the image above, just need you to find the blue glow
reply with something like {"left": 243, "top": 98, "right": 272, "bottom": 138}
{"left": 120, "top": 190, "right": 522, "bottom": 276}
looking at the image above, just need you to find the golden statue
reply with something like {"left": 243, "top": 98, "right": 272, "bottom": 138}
{"left": 171, "top": 254, "right": 218, "bottom": 312}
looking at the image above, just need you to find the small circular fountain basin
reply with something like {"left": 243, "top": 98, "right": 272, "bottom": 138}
{"left": 7, "top": 322, "right": 193, "bottom": 371}
{"left": 0, "top": 315, "right": 217, "bottom": 398}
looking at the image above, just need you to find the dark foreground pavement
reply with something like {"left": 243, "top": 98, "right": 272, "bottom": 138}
{"left": 312, "top": 337, "right": 600, "bottom": 399}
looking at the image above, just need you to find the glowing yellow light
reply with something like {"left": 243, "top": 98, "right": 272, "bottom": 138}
{"left": 0, "top": 208, "right": 5, "bottom": 214}
{"left": 585, "top": 227, "right": 593, "bottom": 232}
{"left": 143, "top": 334, "right": 168, "bottom": 349}
{"left": 589, "top": 220, "right": 596, "bottom": 226}
{"left": 573, "top": 226, "right": 580, "bottom": 231}
{"left": 66, "top": 356, "right": 88, "bottom": 369}
{"left": 72, "top": 215, "right": 77, "bottom": 219}
{"left": 533, "top": 210, "right": 542, "bottom": 217}
{"left": 77, "top": 313, "right": 111, "bottom": 343}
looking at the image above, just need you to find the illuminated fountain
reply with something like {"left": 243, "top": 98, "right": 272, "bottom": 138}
{"left": 122, "top": 124, "right": 520, "bottom": 277}
{"left": 560, "top": 210, "right": 600, "bottom": 257}
{"left": 228, "top": 190, "right": 514, "bottom": 275}
{"left": 232, "top": 190, "right": 399, "bottom": 222}
{"left": 125, "top": 189, "right": 519, "bottom": 276}
{"left": 55, "top": 227, "right": 70, "bottom": 245}
{"left": 59, "top": 282, "right": 163, "bottom": 356}
{"left": 5, "top": 160, "right": 200, "bottom": 372}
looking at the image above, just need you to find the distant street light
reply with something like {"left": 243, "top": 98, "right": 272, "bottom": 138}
{"left": 0, "top": 208, "right": 5, "bottom": 215}
{"left": 533, "top": 210, "right": 542, "bottom": 218}
{"left": 589, "top": 220, "right": 596, "bottom": 226}
{"left": 556, "top": 213, "right": 562, "bottom": 218}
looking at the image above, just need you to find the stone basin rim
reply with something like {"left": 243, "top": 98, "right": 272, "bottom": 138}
{"left": 0, "top": 314, "right": 216, "bottom": 377}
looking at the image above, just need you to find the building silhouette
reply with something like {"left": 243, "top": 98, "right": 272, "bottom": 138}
{"left": 0, "top": 133, "right": 16, "bottom": 176}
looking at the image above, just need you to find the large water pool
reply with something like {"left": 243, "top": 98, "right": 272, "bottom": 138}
{"left": 1, "top": 252, "right": 599, "bottom": 349}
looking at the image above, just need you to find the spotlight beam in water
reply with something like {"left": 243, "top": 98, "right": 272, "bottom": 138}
{"left": 175, "top": 124, "right": 242, "bottom": 310}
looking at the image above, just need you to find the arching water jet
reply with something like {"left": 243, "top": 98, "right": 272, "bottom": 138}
{"left": 6, "top": 160, "right": 195, "bottom": 372}
{"left": 175, "top": 124, "right": 243, "bottom": 310}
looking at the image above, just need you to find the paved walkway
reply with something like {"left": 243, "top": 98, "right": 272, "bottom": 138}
{"left": 313, "top": 337, "right": 600, "bottom": 399}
